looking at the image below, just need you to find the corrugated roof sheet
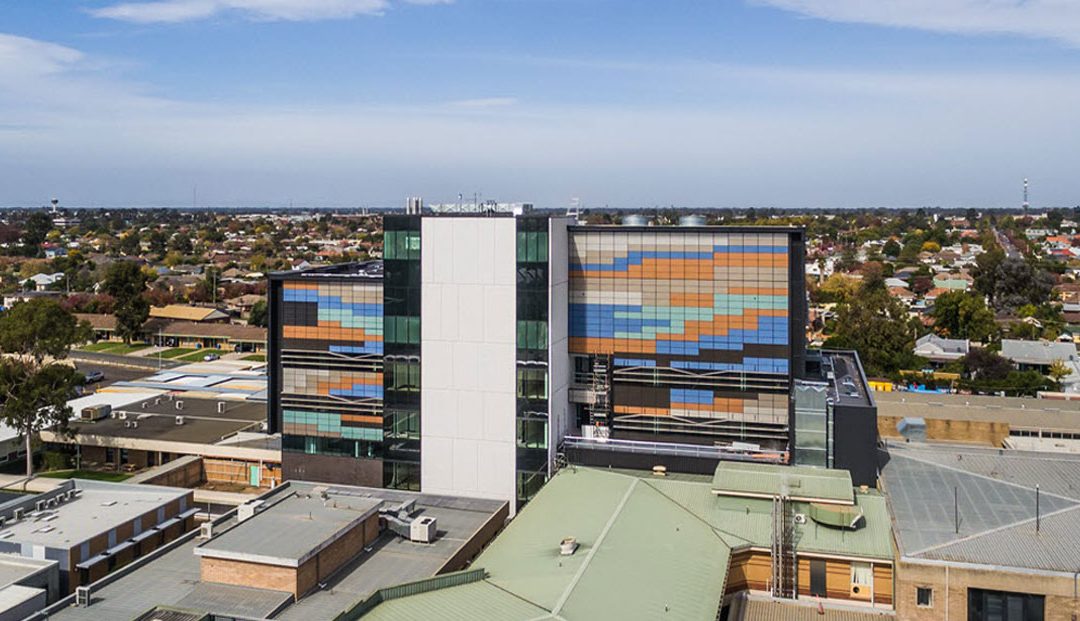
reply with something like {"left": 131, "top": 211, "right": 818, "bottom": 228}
{"left": 729, "top": 594, "right": 895, "bottom": 620}
{"left": 360, "top": 581, "right": 552, "bottom": 621}
{"left": 883, "top": 443, "right": 1080, "bottom": 571}
{"left": 712, "top": 462, "right": 855, "bottom": 505}
{"left": 361, "top": 465, "right": 894, "bottom": 620}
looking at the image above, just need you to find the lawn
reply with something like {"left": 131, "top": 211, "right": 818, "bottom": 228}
{"left": 107, "top": 343, "right": 151, "bottom": 355}
{"left": 177, "top": 348, "right": 225, "bottom": 362}
{"left": 158, "top": 347, "right": 198, "bottom": 359}
{"left": 242, "top": 354, "right": 266, "bottom": 362}
{"left": 39, "top": 470, "right": 133, "bottom": 482}
{"left": 80, "top": 341, "right": 121, "bottom": 352}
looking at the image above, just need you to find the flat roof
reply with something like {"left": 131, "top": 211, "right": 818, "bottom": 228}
{"left": 195, "top": 489, "right": 382, "bottom": 567}
{"left": 0, "top": 480, "right": 188, "bottom": 549}
{"left": 42, "top": 484, "right": 506, "bottom": 621}
{"left": 67, "top": 397, "right": 265, "bottom": 445}
{"left": 269, "top": 261, "right": 383, "bottom": 281}
{"left": 0, "top": 555, "right": 55, "bottom": 589}
{"left": 712, "top": 462, "right": 855, "bottom": 505}
{"left": 882, "top": 442, "right": 1080, "bottom": 573}
{"left": 875, "top": 390, "right": 1080, "bottom": 432}
{"left": 727, "top": 593, "right": 895, "bottom": 620}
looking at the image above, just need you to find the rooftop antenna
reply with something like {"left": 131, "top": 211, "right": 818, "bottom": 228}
{"left": 1023, "top": 178, "right": 1030, "bottom": 214}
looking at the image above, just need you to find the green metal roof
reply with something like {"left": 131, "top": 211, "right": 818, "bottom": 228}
{"left": 711, "top": 462, "right": 855, "bottom": 505}
{"left": 359, "top": 465, "right": 893, "bottom": 620}
{"left": 358, "top": 581, "right": 553, "bottom": 621}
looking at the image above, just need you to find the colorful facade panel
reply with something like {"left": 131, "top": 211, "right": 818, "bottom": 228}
{"left": 281, "top": 281, "right": 383, "bottom": 354}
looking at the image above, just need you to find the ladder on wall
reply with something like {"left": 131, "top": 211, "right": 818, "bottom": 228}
{"left": 770, "top": 495, "right": 796, "bottom": 599}
{"left": 587, "top": 354, "right": 612, "bottom": 421}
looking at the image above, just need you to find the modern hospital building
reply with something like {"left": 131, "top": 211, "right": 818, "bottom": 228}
{"left": 267, "top": 211, "right": 877, "bottom": 510}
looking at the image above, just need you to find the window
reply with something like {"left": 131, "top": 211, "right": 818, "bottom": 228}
{"left": 967, "top": 588, "right": 1044, "bottom": 621}
{"left": 809, "top": 559, "right": 826, "bottom": 597}
{"left": 517, "top": 368, "right": 548, "bottom": 400}
{"left": 851, "top": 562, "right": 872, "bottom": 586}
{"left": 917, "top": 587, "right": 933, "bottom": 607}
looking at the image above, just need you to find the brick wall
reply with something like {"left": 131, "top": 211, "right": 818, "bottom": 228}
{"left": 879, "top": 416, "right": 1009, "bottom": 446}
{"left": 896, "top": 559, "right": 1080, "bottom": 620}
{"left": 202, "top": 557, "right": 299, "bottom": 596}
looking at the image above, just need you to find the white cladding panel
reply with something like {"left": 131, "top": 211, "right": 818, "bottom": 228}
{"left": 421, "top": 217, "right": 518, "bottom": 508}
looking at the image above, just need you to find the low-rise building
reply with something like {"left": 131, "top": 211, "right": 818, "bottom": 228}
{"left": 361, "top": 462, "right": 895, "bottom": 620}
{"left": 0, "top": 480, "right": 196, "bottom": 595}
{"left": 883, "top": 442, "right": 1080, "bottom": 620}
{"left": 36, "top": 482, "right": 507, "bottom": 621}
{"left": 913, "top": 334, "right": 970, "bottom": 364}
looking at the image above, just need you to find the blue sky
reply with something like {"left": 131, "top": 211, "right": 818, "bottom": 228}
{"left": 2, "top": 1, "right": 1080, "bottom": 209}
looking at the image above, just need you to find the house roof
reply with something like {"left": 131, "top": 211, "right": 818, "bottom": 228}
{"left": 1001, "top": 339, "right": 1078, "bottom": 365}
{"left": 150, "top": 305, "right": 230, "bottom": 322}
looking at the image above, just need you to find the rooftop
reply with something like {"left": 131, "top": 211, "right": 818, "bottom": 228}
{"left": 882, "top": 442, "right": 1080, "bottom": 573}
{"left": 0, "top": 480, "right": 189, "bottom": 549}
{"left": 270, "top": 260, "right": 383, "bottom": 281}
{"left": 712, "top": 461, "right": 855, "bottom": 505}
{"left": 362, "top": 465, "right": 893, "bottom": 621}
{"left": 875, "top": 390, "right": 1080, "bottom": 433}
{"left": 194, "top": 488, "right": 382, "bottom": 567}
{"left": 65, "top": 396, "right": 265, "bottom": 445}
{"left": 726, "top": 593, "right": 895, "bottom": 621}
{"left": 149, "top": 306, "right": 230, "bottom": 322}
{"left": 41, "top": 483, "right": 506, "bottom": 621}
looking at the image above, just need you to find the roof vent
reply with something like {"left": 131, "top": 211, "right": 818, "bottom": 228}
{"left": 176, "top": 416, "right": 185, "bottom": 426}
{"left": 652, "top": 465, "right": 667, "bottom": 477}
{"left": 75, "top": 585, "right": 91, "bottom": 607}
{"left": 560, "top": 537, "right": 579, "bottom": 556}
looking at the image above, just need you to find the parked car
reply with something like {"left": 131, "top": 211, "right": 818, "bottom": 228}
{"left": 83, "top": 370, "right": 105, "bottom": 383}
{"left": 203, "top": 353, "right": 220, "bottom": 362}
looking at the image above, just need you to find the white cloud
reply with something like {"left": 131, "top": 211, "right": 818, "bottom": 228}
{"left": 753, "top": 0, "right": 1080, "bottom": 46}
{"left": 89, "top": 0, "right": 449, "bottom": 23}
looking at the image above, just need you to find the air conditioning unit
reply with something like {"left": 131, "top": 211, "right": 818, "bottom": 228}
{"left": 410, "top": 516, "right": 437, "bottom": 543}
{"left": 793, "top": 513, "right": 808, "bottom": 525}
{"left": 34, "top": 501, "right": 44, "bottom": 512}
{"left": 12, "top": 508, "right": 23, "bottom": 521}
{"left": 80, "top": 405, "right": 111, "bottom": 422}
{"left": 217, "top": 402, "right": 226, "bottom": 414}
{"left": 175, "top": 416, "right": 185, "bottom": 426}
{"left": 75, "top": 585, "right": 91, "bottom": 607}
{"left": 118, "top": 412, "right": 127, "bottom": 421}
{"left": 199, "top": 522, "right": 213, "bottom": 539}
{"left": 131, "top": 421, "right": 138, "bottom": 429}
{"left": 175, "top": 400, "right": 184, "bottom": 411}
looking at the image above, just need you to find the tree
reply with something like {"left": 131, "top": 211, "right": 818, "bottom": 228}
{"left": 814, "top": 274, "right": 861, "bottom": 304}
{"left": 930, "top": 291, "right": 998, "bottom": 342}
{"left": 104, "top": 261, "right": 151, "bottom": 344}
{"left": 989, "top": 258, "right": 1054, "bottom": 312}
{"left": 882, "top": 239, "right": 902, "bottom": 258}
{"left": 0, "top": 299, "right": 89, "bottom": 480}
{"left": 21, "top": 212, "right": 53, "bottom": 258}
{"left": 824, "top": 276, "right": 922, "bottom": 376}
{"left": 961, "top": 348, "right": 1012, "bottom": 382}
{"left": 248, "top": 299, "right": 268, "bottom": 327}
{"left": 1049, "top": 359, "right": 1073, "bottom": 384}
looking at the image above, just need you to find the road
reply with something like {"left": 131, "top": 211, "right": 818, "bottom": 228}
{"left": 994, "top": 227, "right": 1022, "bottom": 259}
{"left": 72, "top": 361, "right": 147, "bottom": 387}
{"left": 70, "top": 350, "right": 182, "bottom": 372}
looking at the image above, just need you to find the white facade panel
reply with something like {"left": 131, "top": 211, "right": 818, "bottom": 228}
{"left": 421, "top": 217, "right": 518, "bottom": 510}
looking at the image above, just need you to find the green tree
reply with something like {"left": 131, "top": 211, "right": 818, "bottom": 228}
{"left": 990, "top": 258, "right": 1054, "bottom": 312}
{"left": 930, "top": 291, "right": 998, "bottom": 342}
{"left": 1049, "top": 359, "right": 1073, "bottom": 384}
{"left": 824, "top": 276, "right": 921, "bottom": 376}
{"left": 0, "top": 299, "right": 89, "bottom": 480}
{"left": 104, "top": 261, "right": 151, "bottom": 344}
{"left": 21, "top": 212, "right": 53, "bottom": 258}
{"left": 248, "top": 299, "right": 268, "bottom": 327}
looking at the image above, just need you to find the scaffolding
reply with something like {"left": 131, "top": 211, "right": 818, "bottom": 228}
{"left": 770, "top": 495, "right": 796, "bottom": 599}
